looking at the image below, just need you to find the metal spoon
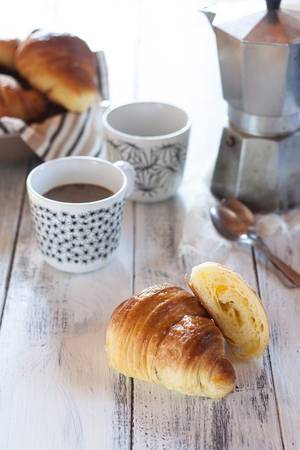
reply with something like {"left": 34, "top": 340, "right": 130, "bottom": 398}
{"left": 210, "top": 200, "right": 300, "bottom": 288}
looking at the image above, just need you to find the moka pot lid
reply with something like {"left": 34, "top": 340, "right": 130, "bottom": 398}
{"left": 214, "top": 0, "right": 300, "bottom": 45}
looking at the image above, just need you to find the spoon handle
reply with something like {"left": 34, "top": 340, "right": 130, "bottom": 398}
{"left": 253, "top": 236, "right": 300, "bottom": 288}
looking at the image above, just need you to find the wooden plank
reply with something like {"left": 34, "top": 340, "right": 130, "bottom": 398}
{"left": 0, "top": 162, "right": 28, "bottom": 311}
{"left": 254, "top": 234, "right": 300, "bottom": 450}
{"left": 0, "top": 198, "right": 133, "bottom": 450}
{"left": 131, "top": 197, "right": 283, "bottom": 450}
{"left": 131, "top": 0, "right": 283, "bottom": 446}
{"left": 0, "top": 1, "right": 142, "bottom": 448}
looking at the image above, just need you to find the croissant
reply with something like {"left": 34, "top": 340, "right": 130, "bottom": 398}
{"left": 105, "top": 285, "right": 236, "bottom": 399}
{"left": 189, "top": 262, "right": 269, "bottom": 360}
{"left": 0, "top": 74, "right": 48, "bottom": 123}
{"left": 15, "top": 30, "right": 98, "bottom": 112}
{"left": 0, "top": 39, "right": 19, "bottom": 69}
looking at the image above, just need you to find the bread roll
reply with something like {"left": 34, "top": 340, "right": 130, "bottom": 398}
{"left": 0, "top": 39, "right": 19, "bottom": 69}
{"left": 0, "top": 74, "right": 48, "bottom": 122}
{"left": 105, "top": 285, "right": 236, "bottom": 399}
{"left": 189, "top": 262, "right": 269, "bottom": 360}
{"left": 15, "top": 30, "right": 97, "bottom": 112}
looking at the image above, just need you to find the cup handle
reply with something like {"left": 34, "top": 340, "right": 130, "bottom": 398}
{"left": 113, "top": 161, "right": 135, "bottom": 198}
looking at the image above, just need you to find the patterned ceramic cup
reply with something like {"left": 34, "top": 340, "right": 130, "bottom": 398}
{"left": 103, "top": 102, "right": 191, "bottom": 202}
{"left": 26, "top": 156, "right": 135, "bottom": 273}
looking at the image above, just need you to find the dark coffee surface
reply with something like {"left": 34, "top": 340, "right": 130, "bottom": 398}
{"left": 43, "top": 183, "right": 113, "bottom": 203}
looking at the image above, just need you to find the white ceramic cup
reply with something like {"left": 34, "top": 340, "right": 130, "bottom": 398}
{"left": 103, "top": 102, "right": 191, "bottom": 202}
{"left": 26, "top": 156, "right": 135, "bottom": 273}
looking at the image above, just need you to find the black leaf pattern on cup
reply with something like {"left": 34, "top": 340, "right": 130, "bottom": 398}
{"left": 107, "top": 139, "right": 187, "bottom": 199}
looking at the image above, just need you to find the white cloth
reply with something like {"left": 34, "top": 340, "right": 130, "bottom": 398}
{"left": 178, "top": 172, "right": 300, "bottom": 263}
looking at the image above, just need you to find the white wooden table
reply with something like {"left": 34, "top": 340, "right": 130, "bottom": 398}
{"left": 1, "top": 1, "right": 300, "bottom": 449}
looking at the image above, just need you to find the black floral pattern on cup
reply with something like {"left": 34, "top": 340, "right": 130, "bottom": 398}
{"left": 30, "top": 201, "right": 124, "bottom": 265}
{"left": 107, "top": 139, "right": 187, "bottom": 198}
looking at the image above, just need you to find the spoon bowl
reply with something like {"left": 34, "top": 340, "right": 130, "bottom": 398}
{"left": 221, "top": 198, "right": 255, "bottom": 227}
{"left": 210, "top": 204, "right": 254, "bottom": 244}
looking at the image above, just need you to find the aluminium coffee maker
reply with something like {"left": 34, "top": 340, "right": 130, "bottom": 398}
{"left": 203, "top": 0, "right": 300, "bottom": 212}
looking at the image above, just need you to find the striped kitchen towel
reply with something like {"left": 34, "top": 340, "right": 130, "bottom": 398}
{"left": 0, "top": 51, "right": 109, "bottom": 161}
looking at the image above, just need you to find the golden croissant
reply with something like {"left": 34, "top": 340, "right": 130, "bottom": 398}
{"left": 15, "top": 30, "right": 97, "bottom": 112}
{"left": 0, "top": 74, "right": 48, "bottom": 123}
{"left": 105, "top": 285, "right": 236, "bottom": 399}
{"left": 189, "top": 262, "right": 269, "bottom": 360}
{"left": 0, "top": 39, "right": 19, "bottom": 70}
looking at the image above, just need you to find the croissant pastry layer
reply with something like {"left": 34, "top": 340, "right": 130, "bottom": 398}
{"left": 105, "top": 285, "right": 236, "bottom": 399}
{"left": 189, "top": 262, "right": 269, "bottom": 360}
